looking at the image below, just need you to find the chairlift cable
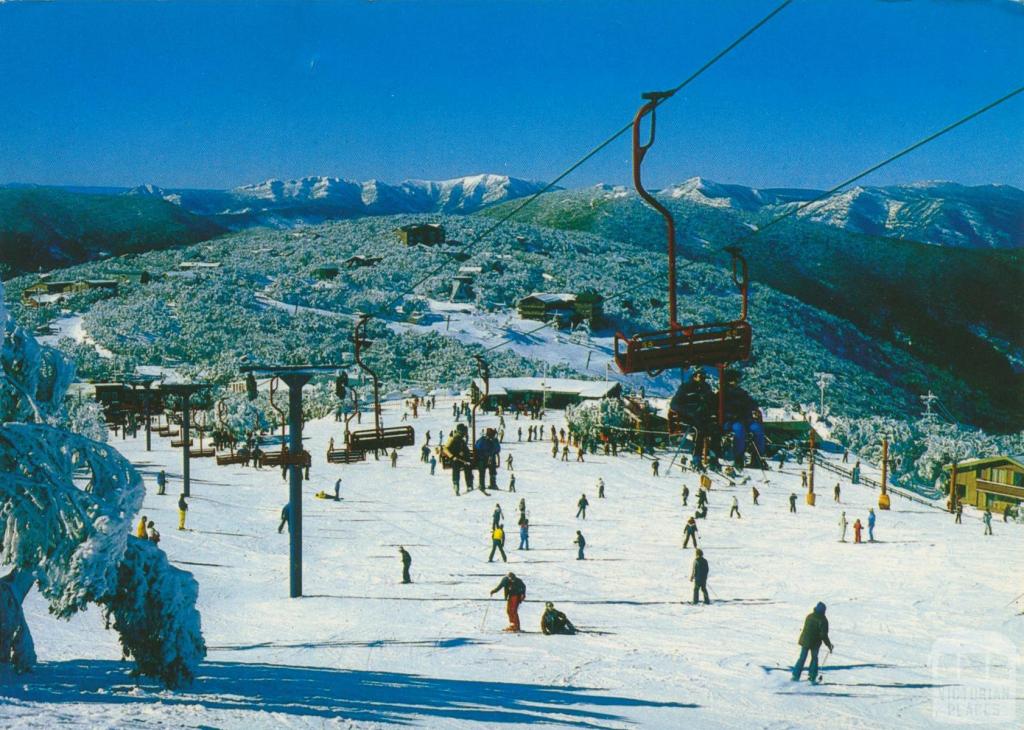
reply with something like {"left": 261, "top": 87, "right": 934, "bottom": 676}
{"left": 381, "top": 2, "right": 793, "bottom": 312}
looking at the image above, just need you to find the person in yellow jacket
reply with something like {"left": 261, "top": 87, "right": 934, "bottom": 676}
{"left": 488, "top": 524, "right": 507, "bottom": 563}
{"left": 136, "top": 514, "right": 148, "bottom": 538}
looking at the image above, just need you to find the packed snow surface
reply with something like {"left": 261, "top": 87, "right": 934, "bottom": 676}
{"left": 3, "top": 399, "right": 1021, "bottom": 728}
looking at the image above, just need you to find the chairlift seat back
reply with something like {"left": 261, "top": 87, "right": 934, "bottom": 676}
{"left": 614, "top": 320, "right": 751, "bottom": 374}
{"left": 347, "top": 426, "right": 415, "bottom": 451}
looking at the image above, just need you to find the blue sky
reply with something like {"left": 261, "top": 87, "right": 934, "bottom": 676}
{"left": 1, "top": 0, "right": 1022, "bottom": 190}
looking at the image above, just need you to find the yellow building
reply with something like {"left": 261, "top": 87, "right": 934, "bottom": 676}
{"left": 944, "top": 455, "right": 1024, "bottom": 515}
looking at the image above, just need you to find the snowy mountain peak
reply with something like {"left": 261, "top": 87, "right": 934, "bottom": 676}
{"left": 125, "top": 183, "right": 169, "bottom": 198}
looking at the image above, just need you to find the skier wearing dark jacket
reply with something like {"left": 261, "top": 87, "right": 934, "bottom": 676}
{"left": 490, "top": 572, "right": 526, "bottom": 632}
{"left": 670, "top": 369, "right": 722, "bottom": 469}
{"left": 541, "top": 602, "right": 577, "bottom": 635}
{"left": 690, "top": 549, "right": 710, "bottom": 604}
{"left": 721, "top": 369, "right": 766, "bottom": 469}
{"left": 574, "top": 530, "right": 586, "bottom": 560}
{"left": 443, "top": 423, "right": 474, "bottom": 495}
{"left": 474, "top": 428, "right": 501, "bottom": 491}
{"left": 399, "top": 546, "right": 412, "bottom": 584}
{"left": 683, "top": 517, "right": 699, "bottom": 549}
{"left": 576, "top": 494, "right": 589, "bottom": 519}
{"left": 792, "top": 602, "right": 834, "bottom": 682}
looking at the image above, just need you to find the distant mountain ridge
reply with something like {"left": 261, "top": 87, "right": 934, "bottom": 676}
{"left": 660, "top": 177, "right": 1023, "bottom": 249}
{"left": 125, "top": 174, "right": 550, "bottom": 227}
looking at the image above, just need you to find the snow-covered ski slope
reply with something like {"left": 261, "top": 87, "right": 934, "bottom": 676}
{"left": 4, "top": 399, "right": 1021, "bottom": 728}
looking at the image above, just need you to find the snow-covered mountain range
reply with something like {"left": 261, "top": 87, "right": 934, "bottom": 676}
{"left": 660, "top": 177, "right": 1023, "bottom": 249}
{"left": 126, "top": 174, "right": 548, "bottom": 227}
{"left": 110, "top": 173, "right": 1024, "bottom": 248}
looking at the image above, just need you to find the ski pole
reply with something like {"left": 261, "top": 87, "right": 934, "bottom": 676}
{"left": 480, "top": 600, "right": 491, "bottom": 631}
{"left": 749, "top": 440, "right": 771, "bottom": 485}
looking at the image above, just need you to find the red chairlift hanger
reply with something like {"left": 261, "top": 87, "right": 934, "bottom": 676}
{"left": 612, "top": 91, "right": 753, "bottom": 425}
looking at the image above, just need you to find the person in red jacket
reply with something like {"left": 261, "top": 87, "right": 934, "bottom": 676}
{"left": 853, "top": 518, "right": 863, "bottom": 544}
{"left": 489, "top": 572, "right": 526, "bottom": 632}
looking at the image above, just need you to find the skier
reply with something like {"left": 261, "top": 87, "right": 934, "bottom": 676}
{"left": 136, "top": 514, "right": 149, "bottom": 538}
{"left": 429, "top": 454, "right": 437, "bottom": 476}
{"left": 252, "top": 444, "right": 263, "bottom": 469}
{"left": 842, "top": 448, "right": 849, "bottom": 464}
{"left": 792, "top": 602, "right": 833, "bottom": 683}
{"left": 399, "top": 546, "right": 412, "bottom": 584}
{"left": 492, "top": 503, "right": 504, "bottom": 530}
{"left": 690, "top": 548, "right": 710, "bottom": 605}
{"left": 576, "top": 445, "right": 584, "bottom": 462}
{"left": 651, "top": 459, "right": 660, "bottom": 477}
{"left": 721, "top": 369, "right": 766, "bottom": 469}
{"left": 838, "top": 511, "right": 848, "bottom": 542}
{"left": 789, "top": 493, "right": 798, "bottom": 513}
{"left": 489, "top": 571, "right": 526, "bottom": 632}
{"left": 851, "top": 461, "right": 861, "bottom": 484}
{"left": 955, "top": 502, "right": 962, "bottom": 524}
{"left": 853, "top": 518, "right": 863, "bottom": 544}
{"left": 833, "top": 483, "right": 841, "bottom": 503}
{"left": 390, "top": 449, "right": 398, "bottom": 468}
{"left": 146, "top": 520, "right": 160, "bottom": 544}
{"left": 576, "top": 493, "right": 589, "bottom": 520}
{"left": 752, "top": 485, "right": 760, "bottom": 505}
{"left": 278, "top": 503, "right": 291, "bottom": 534}
{"left": 696, "top": 487, "right": 708, "bottom": 510}
{"left": 551, "top": 442, "right": 559, "bottom": 459}
{"left": 518, "top": 516, "right": 530, "bottom": 550}
{"left": 574, "top": 530, "right": 586, "bottom": 560}
{"left": 156, "top": 469, "right": 167, "bottom": 495}
{"left": 489, "top": 524, "right": 507, "bottom": 563}
{"left": 508, "top": 474, "right": 516, "bottom": 492}
{"left": 443, "top": 423, "right": 474, "bottom": 495}
{"left": 506, "top": 453, "right": 514, "bottom": 471}
{"left": 801, "top": 471, "right": 808, "bottom": 488}
{"left": 983, "top": 509, "right": 993, "bottom": 535}
{"left": 334, "top": 477, "right": 342, "bottom": 500}
{"left": 540, "top": 602, "right": 577, "bottom": 635}
{"left": 683, "top": 517, "right": 699, "bottom": 549}
{"left": 177, "top": 494, "right": 188, "bottom": 530}
{"left": 681, "top": 484, "right": 690, "bottom": 506}
{"left": 868, "top": 508, "right": 876, "bottom": 542}
{"left": 597, "top": 477, "right": 605, "bottom": 499}
{"left": 561, "top": 444, "right": 570, "bottom": 462}
{"left": 420, "top": 443, "right": 430, "bottom": 463}
{"left": 729, "top": 495, "right": 741, "bottom": 519}
{"left": 518, "top": 426, "right": 522, "bottom": 442}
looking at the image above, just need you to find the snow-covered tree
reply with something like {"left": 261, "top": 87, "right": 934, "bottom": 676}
{"left": 0, "top": 283, "right": 205, "bottom": 687}
{"left": 565, "top": 398, "right": 630, "bottom": 444}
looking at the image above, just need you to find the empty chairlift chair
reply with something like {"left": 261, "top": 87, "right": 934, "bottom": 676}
{"left": 346, "top": 314, "right": 415, "bottom": 452}
{"left": 327, "top": 386, "right": 367, "bottom": 464}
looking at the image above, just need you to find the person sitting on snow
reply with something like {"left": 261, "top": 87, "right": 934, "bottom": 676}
{"left": 541, "top": 602, "right": 577, "bottom": 635}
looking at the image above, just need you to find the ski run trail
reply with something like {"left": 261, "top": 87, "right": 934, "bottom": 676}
{"left": 2, "top": 397, "right": 1021, "bottom": 729}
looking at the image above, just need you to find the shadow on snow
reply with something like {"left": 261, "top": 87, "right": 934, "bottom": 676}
{"left": 2, "top": 660, "right": 697, "bottom": 727}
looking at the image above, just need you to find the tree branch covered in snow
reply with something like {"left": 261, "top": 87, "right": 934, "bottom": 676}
{"left": 0, "top": 282, "right": 205, "bottom": 686}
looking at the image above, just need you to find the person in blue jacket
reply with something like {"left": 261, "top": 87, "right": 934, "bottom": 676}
{"left": 867, "top": 508, "right": 876, "bottom": 542}
{"left": 474, "top": 427, "right": 501, "bottom": 492}
{"left": 721, "top": 369, "right": 766, "bottom": 470}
